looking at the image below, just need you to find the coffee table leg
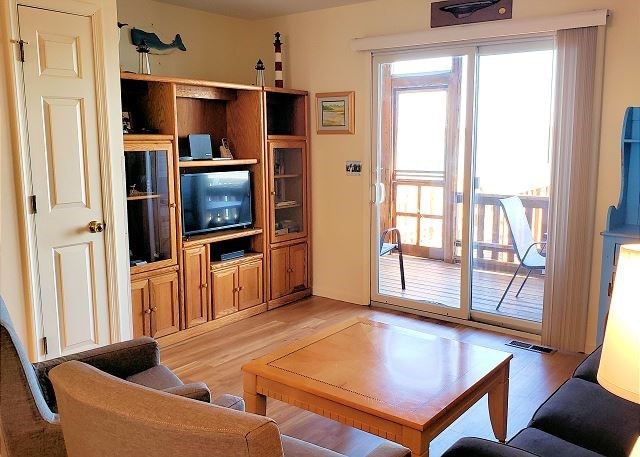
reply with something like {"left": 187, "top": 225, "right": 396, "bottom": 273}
{"left": 487, "top": 364, "right": 509, "bottom": 443}
{"left": 243, "top": 372, "right": 266, "bottom": 415}
{"left": 402, "top": 426, "right": 429, "bottom": 457}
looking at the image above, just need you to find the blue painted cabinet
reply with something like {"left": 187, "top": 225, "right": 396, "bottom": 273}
{"left": 598, "top": 107, "right": 640, "bottom": 343}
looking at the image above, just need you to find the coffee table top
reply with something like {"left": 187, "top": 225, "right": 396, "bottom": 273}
{"left": 242, "top": 318, "right": 512, "bottom": 430}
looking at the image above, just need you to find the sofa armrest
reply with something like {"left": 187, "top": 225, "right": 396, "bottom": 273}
{"left": 34, "top": 337, "right": 159, "bottom": 411}
{"left": 163, "top": 382, "right": 210, "bottom": 403}
{"left": 441, "top": 438, "right": 540, "bottom": 457}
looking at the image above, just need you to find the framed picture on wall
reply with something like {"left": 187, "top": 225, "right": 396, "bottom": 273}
{"left": 316, "top": 91, "right": 355, "bottom": 134}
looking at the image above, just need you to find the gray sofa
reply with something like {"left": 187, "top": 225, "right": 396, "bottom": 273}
{"left": 442, "top": 347, "right": 640, "bottom": 457}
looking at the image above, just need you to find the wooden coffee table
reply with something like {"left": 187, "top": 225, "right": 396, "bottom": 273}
{"left": 242, "top": 318, "right": 512, "bottom": 457}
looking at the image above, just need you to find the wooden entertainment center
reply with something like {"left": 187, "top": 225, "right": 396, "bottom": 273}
{"left": 120, "top": 73, "right": 311, "bottom": 345}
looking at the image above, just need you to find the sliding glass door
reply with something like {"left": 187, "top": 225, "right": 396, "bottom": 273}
{"left": 470, "top": 44, "right": 554, "bottom": 331}
{"left": 372, "top": 40, "right": 555, "bottom": 333}
{"left": 372, "top": 50, "right": 473, "bottom": 319}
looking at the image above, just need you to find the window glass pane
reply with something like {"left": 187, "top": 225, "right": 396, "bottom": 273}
{"left": 395, "top": 185, "right": 419, "bottom": 213}
{"left": 419, "top": 218, "right": 442, "bottom": 248}
{"left": 396, "top": 90, "right": 447, "bottom": 171}
{"left": 420, "top": 185, "right": 443, "bottom": 215}
{"left": 391, "top": 57, "right": 452, "bottom": 75}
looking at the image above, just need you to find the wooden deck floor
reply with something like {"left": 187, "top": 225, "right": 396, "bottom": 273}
{"left": 379, "top": 253, "right": 544, "bottom": 322}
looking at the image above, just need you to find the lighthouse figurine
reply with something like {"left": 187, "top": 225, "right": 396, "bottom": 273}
{"left": 274, "top": 32, "right": 283, "bottom": 88}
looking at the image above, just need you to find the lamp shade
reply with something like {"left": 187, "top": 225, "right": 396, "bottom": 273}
{"left": 597, "top": 243, "right": 640, "bottom": 404}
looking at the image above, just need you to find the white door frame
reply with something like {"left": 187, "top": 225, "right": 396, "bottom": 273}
{"left": 2, "top": 0, "right": 131, "bottom": 360}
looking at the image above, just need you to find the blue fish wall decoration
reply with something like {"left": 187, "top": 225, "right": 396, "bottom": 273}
{"left": 130, "top": 27, "right": 187, "bottom": 53}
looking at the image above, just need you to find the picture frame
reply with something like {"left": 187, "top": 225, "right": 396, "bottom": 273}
{"left": 316, "top": 91, "right": 355, "bottom": 134}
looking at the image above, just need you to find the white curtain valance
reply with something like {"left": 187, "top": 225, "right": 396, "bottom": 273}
{"left": 351, "top": 9, "right": 608, "bottom": 52}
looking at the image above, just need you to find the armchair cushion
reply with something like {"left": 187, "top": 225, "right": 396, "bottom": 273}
{"left": 163, "top": 383, "right": 211, "bottom": 403}
{"left": 212, "top": 393, "right": 246, "bottom": 411}
{"left": 126, "top": 364, "right": 182, "bottom": 390}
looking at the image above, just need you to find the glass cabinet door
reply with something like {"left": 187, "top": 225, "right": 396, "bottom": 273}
{"left": 269, "top": 141, "right": 307, "bottom": 243}
{"left": 124, "top": 141, "right": 176, "bottom": 272}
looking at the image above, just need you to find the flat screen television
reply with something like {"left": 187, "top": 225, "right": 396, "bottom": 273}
{"left": 180, "top": 170, "right": 252, "bottom": 236}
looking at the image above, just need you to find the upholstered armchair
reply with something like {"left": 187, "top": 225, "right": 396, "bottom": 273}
{"left": 0, "top": 296, "right": 243, "bottom": 457}
{"left": 50, "top": 360, "right": 411, "bottom": 457}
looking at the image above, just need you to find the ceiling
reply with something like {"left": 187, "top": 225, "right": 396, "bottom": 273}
{"left": 152, "top": 0, "right": 374, "bottom": 20}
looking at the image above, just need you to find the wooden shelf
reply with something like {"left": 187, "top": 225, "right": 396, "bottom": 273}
{"left": 179, "top": 158, "right": 258, "bottom": 168}
{"left": 127, "top": 194, "right": 160, "bottom": 201}
{"left": 267, "top": 135, "right": 307, "bottom": 142}
{"left": 183, "top": 227, "right": 263, "bottom": 247}
{"left": 120, "top": 71, "right": 260, "bottom": 92}
{"left": 124, "top": 134, "right": 173, "bottom": 142}
{"left": 274, "top": 174, "right": 301, "bottom": 179}
{"left": 210, "top": 252, "right": 263, "bottom": 270}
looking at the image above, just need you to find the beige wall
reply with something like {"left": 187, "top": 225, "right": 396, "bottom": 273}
{"left": 251, "top": 0, "right": 640, "bottom": 351}
{"left": 116, "top": 0, "right": 258, "bottom": 84}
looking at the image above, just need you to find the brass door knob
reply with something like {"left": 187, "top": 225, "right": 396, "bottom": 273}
{"left": 88, "top": 220, "right": 105, "bottom": 233}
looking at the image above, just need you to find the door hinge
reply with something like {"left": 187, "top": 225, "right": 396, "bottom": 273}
{"left": 29, "top": 195, "right": 37, "bottom": 214}
{"left": 42, "top": 336, "right": 48, "bottom": 356}
{"left": 10, "top": 39, "right": 28, "bottom": 62}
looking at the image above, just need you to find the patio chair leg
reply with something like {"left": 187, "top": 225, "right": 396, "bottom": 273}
{"left": 496, "top": 265, "right": 521, "bottom": 311}
{"left": 515, "top": 269, "right": 533, "bottom": 297}
{"left": 398, "top": 248, "right": 405, "bottom": 290}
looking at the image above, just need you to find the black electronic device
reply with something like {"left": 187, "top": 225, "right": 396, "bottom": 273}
{"left": 181, "top": 170, "right": 253, "bottom": 236}
{"left": 180, "top": 134, "right": 214, "bottom": 160}
{"left": 220, "top": 250, "right": 245, "bottom": 261}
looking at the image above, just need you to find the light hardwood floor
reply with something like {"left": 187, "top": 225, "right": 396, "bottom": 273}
{"left": 162, "top": 296, "right": 584, "bottom": 456}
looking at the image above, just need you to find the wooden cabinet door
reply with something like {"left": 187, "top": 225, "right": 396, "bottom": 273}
{"left": 238, "top": 261, "right": 263, "bottom": 310}
{"left": 148, "top": 272, "right": 180, "bottom": 338}
{"left": 131, "top": 278, "right": 150, "bottom": 338}
{"left": 183, "top": 246, "right": 209, "bottom": 327}
{"left": 289, "top": 243, "right": 308, "bottom": 292}
{"left": 270, "top": 246, "right": 290, "bottom": 300}
{"left": 211, "top": 266, "right": 238, "bottom": 319}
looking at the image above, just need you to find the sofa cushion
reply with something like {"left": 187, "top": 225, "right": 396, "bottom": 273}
{"left": 441, "top": 437, "right": 538, "bottom": 457}
{"left": 509, "top": 428, "right": 604, "bottom": 457}
{"left": 529, "top": 378, "right": 640, "bottom": 457}
{"left": 572, "top": 346, "right": 602, "bottom": 383}
{"left": 126, "top": 365, "right": 183, "bottom": 390}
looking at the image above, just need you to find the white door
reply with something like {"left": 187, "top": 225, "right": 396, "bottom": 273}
{"left": 18, "top": 6, "right": 111, "bottom": 357}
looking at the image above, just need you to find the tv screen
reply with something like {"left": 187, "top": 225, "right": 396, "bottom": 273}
{"left": 180, "top": 170, "right": 252, "bottom": 236}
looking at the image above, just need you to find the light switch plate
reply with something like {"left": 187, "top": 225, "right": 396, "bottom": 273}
{"left": 346, "top": 161, "right": 362, "bottom": 175}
